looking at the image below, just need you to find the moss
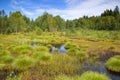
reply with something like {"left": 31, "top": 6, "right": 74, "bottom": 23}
{"left": 80, "top": 71, "right": 110, "bottom": 80}
{"left": 105, "top": 55, "right": 120, "bottom": 72}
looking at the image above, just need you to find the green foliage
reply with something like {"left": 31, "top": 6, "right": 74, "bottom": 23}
{"left": 0, "top": 6, "right": 120, "bottom": 34}
{"left": 80, "top": 71, "right": 110, "bottom": 80}
{"left": 105, "top": 55, "right": 120, "bottom": 72}
{"left": 8, "top": 11, "right": 27, "bottom": 33}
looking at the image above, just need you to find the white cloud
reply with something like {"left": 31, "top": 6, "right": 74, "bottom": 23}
{"left": 11, "top": 0, "right": 120, "bottom": 20}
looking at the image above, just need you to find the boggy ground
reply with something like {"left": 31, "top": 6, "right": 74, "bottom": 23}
{"left": 0, "top": 32, "right": 120, "bottom": 80}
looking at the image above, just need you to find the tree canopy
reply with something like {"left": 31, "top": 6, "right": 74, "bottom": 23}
{"left": 0, "top": 6, "right": 120, "bottom": 34}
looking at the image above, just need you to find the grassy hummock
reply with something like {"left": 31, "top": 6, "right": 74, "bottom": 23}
{"left": 54, "top": 71, "right": 110, "bottom": 80}
{"left": 80, "top": 71, "right": 110, "bottom": 80}
{"left": 105, "top": 55, "right": 120, "bottom": 72}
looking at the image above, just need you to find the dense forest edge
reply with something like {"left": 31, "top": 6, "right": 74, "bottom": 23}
{"left": 0, "top": 6, "right": 120, "bottom": 34}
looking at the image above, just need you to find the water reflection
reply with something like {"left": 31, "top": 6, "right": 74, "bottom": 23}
{"left": 81, "top": 60, "right": 120, "bottom": 80}
{"left": 31, "top": 43, "right": 37, "bottom": 47}
{"left": 50, "top": 45, "right": 66, "bottom": 54}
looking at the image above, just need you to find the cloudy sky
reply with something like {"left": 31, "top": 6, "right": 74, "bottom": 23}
{"left": 0, "top": 0, "right": 120, "bottom": 20}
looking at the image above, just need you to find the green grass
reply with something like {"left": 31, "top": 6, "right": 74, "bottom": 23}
{"left": 2, "top": 55, "right": 15, "bottom": 64}
{"left": 80, "top": 71, "right": 110, "bottom": 80}
{"left": 64, "top": 42, "right": 79, "bottom": 49}
{"left": 54, "top": 71, "right": 110, "bottom": 80}
{"left": 13, "top": 56, "right": 34, "bottom": 70}
{"left": 13, "top": 44, "right": 34, "bottom": 55}
{"left": 54, "top": 74, "right": 82, "bottom": 80}
{"left": 65, "top": 29, "right": 120, "bottom": 41}
{"left": 105, "top": 55, "right": 120, "bottom": 72}
{"left": 67, "top": 48, "right": 89, "bottom": 61}
{"left": 0, "top": 50, "right": 10, "bottom": 57}
{"left": 0, "top": 31, "right": 120, "bottom": 80}
{"left": 32, "top": 52, "right": 52, "bottom": 61}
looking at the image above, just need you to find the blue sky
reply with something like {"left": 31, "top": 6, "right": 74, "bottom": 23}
{"left": 0, "top": 0, "right": 120, "bottom": 20}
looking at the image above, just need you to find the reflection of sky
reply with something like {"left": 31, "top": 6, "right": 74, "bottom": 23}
{"left": 51, "top": 46, "right": 56, "bottom": 53}
{"left": 32, "top": 43, "right": 37, "bottom": 47}
{"left": 51, "top": 45, "right": 66, "bottom": 54}
{"left": 59, "top": 45, "right": 66, "bottom": 53}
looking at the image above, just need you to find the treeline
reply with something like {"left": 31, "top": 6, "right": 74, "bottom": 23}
{"left": 0, "top": 6, "right": 120, "bottom": 34}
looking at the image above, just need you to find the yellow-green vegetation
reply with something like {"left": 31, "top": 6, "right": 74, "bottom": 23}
{"left": 13, "top": 44, "right": 34, "bottom": 55}
{"left": 89, "top": 53, "right": 99, "bottom": 59}
{"left": 67, "top": 48, "right": 89, "bottom": 61}
{"left": 54, "top": 71, "right": 110, "bottom": 80}
{"left": 105, "top": 55, "right": 120, "bottom": 72}
{"left": 0, "top": 31, "right": 120, "bottom": 80}
{"left": 7, "top": 54, "right": 79, "bottom": 80}
{"left": 13, "top": 56, "right": 34, "bottom": 70}
{"left": 32, "top": 52, "right": 52, "bottom": 61}
{"left": 80, "top": 71, "right": 110, "bottom": 80}
{"left": 64, "top": 42, "right": 79, "bottom": 49}
{"left": 54, "top": 74, "right": 81, "bottom": 80}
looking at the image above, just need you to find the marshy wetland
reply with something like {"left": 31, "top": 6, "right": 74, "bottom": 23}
{"left": 0, "top": 31, "right": 120, "bottom": 80}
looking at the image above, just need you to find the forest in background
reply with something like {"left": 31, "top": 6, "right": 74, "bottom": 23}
{"left": 0, "top": 6, "right": 120, "bottom": 34}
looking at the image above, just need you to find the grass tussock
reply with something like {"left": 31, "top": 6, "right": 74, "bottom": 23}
{"left": 54, "top": 71, "right": 110, "bottom": 80}
{"left": 13, "top": 56, "right": 34, "bottom": 71}
{"left": 105, "top": 55, "right": 120, "bottom": 72}
{"left": 80, "top": 71, "right": 110, "bottom": 80}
